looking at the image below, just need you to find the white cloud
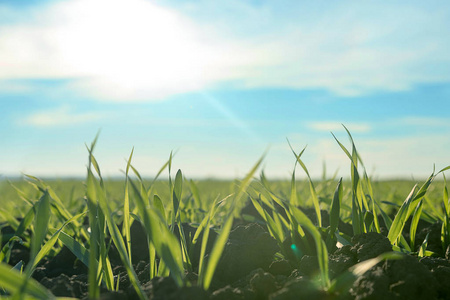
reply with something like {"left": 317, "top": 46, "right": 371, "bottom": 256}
{"left": 358, "top": 135, "right": 450, "bottom": 179}
{"left": 398, "top": 117, "right": 450, "bottom": 128}
{"left": 0, "top": 0, "right": 450, "bottom": 101}
{"left": 0, "top": 0, "right": 258, "bottom": 101}
{"left": 307, "top": 122, "right": 371, "bottom": 133}
{"left": 22, "top": 105, "right": 102, "bottom": 127}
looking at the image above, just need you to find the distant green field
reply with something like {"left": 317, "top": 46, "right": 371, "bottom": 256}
{"left": 0, "top": 176, "right": 446, "bottom": 225}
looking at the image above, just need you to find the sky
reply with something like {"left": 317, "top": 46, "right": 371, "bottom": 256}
{"left": 0, "top": 0, "right": 449, "bottom": 180}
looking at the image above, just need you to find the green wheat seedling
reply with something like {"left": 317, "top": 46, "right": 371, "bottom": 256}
{"left": 200, "top": 153, "right": 265, "bottom": 290}
{"left": 85, "top": 136, "right": 145, "bottom": 299}
{"left": 0, "top": 130, "right": 449, "bottom": 299}
{"left": 441, "top": 174, "right": 450, "bottom": 252}
{"left": 0, "top": 263, "right": 55, "bottom": 299}
{"left": 388, "top": 166, "right": 450, "bottom": 252}
{"left": 287, "top": 141, "right": 322, "bottom": 227}
{"left": 332, "top": 126, "right": 371, "bottom": 235}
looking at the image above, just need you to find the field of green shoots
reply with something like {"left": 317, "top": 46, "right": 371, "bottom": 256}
{"left": 0, "top": 130, "right": 449, "bottom": 299}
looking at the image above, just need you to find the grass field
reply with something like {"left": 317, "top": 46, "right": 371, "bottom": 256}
{"left": 0, "top": 130, "right": 449, "bottom": 299}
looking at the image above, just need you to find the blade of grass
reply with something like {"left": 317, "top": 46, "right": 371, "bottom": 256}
{"left": 86, "top": 174, "right": 101, "bottom": 299}
{"left": 153, "top": 195, "right": 166, "bottom": 224}
{"left": 130, "top": 179, "right": 184, "bottom": 286}
{"left": 201, "top": 215, "right": 233, "bottom": 290}
{"left": 58, "top": 230, "right": 90, "bottom": 267}
{"left": 387, "top": 184, "right": 417, "bottom": 245}
{"left": 18, "top": 188, "right": 51, "bottom": 300}
{"left": 290, "top": 169, "right": 299, "bottom": 207}
{"left": 442, "top": 174, "right": 450, "bottom": 250}
{"left": 146, "top": 153, "right": 173, "bottom": 198}
{"left": 0, "top": 236, "right": 23, "bottom": 263}
{"left": 418, "top": 232, "right": 430, "bottom": 257}
{"left": 85, "top": 136, "right": 120, "bottom": 296}
{"left": 409, "top": 200, "right": 423, "bottom": 251}
{"left": 196, "top": 196, "right": 226, "bottom": 286}
{"left": 24, "top": 175, "right": 87, "bottom": 241}
{"left": 96, "top": 200, "right": 115, "bottom": 291}
{"left": 123, "top": 148, "right": 134, "bottom": 266}
{"left": 389, "top": 171, "right": 440, "bottom": 248}
{"left": 443, "top": 173, "right": 449, "bottom": 215}
{"left": 423, "top": 195, "right": 443, "bottom": 222}
{"left": 172, "top": 170, "right": 192, "bottom": 271}
{"left": 201, "top": 153, "right": 264, "bottom": 290}
{"left": 87, "top": 165, "right": 146, "bottom": 299}
{"left": 331, "top": 131, "right": 363, "bottom": 235}
{"left": 0, "top": 263, "right": 55, "bottom": 299}
{"left": 190, "top": 196, "right": 218, "bottom": 260}
{"left": 30, "top": 190, "right": 51, "bottom": 261}
{"left": 84, "top": 135, "right": 102, "bottom": 299}
{"left": 15, "top": 205, "right": 35, "bottom": 240}
{"left": 290, "top": 205, "right": 330, "bottom": 288}
{"left": 7, "top": 180, "right": 34, "bottom": 206}
{"left": 363, "top": 170, "right": 380, "bottom": 233}
{"left": 189, "top": 180, "right": 202, "bottom": 210}
{"left": 32, "top": 212, "right": 87, "bottom": 270}
{"left": 329, "top": 178, "right": 343, "bottom": 238}
{"left": 0, "top": 209, "right": 21, "bottom": 234}
{"left": 128, "top": 162, "right": 159, "bottom": 279}
{"left": 250, "top": 196, "right": 283, "bottom": 245}
{"left": 287, "top": 141, "right": 322, "bottom": 227}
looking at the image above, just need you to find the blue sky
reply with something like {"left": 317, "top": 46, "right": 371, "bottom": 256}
{"left": 0, "top": 0, "right": 449, "bottom": 179}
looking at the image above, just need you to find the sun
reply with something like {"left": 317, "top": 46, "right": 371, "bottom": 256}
{"left": 40, "top": 0, "right": 221, "bottom": 101}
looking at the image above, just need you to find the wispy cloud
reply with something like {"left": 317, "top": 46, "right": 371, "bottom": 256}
{"left": 398, "top": 116, "right": 450, "bottom": 128}
{"left": 358, "top": 134, "right": 450, "bottom": 178}
{"left": 22, "top": 106, "right": 102, "bottom": 127}
{"left": 307, "top": 121, "right": 371, "bottom": 133}
{"left": 0, "top": 0, "right": 449, "bottom": 101}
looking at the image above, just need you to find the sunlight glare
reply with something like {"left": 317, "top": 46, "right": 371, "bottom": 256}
{"left": 52, "top": 0, "right": 217, "bottom": 100}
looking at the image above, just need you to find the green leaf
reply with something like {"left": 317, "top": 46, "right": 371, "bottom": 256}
{"left": 438, "top": 165, "right": 450, "bottom": 173}
{"left": 33, "top": 212, "right": 87, "bottom": 270}
{"left": 443, "top": 174, "right": 449, "bottom": 215}
{"left": 387, "top": 185, "right": 417, "bottom": 245}
{"left": 12, "top": 260, "right": 24, "bottom": 273}
{"left": 30, "top": 191, "right": 51, "bottom": 261}
{"left": 89, "top": 165, "right": 145, "bottom": 299}
{"left": 290, "top": 169, "right": 299, "bottom": 207}
{"left": 189, "top": 180, "right": 202, "bottom": 209}
{"left": 0, "top": 236, "right": 23, "bottom": 263}
{"left": 191, "top": 196, "right": 219, "bottom": 248}
{"left": 15, "top": 205, "right": 35, "bottom": 239}
{"left": 201, "top": 215, "right": 234, "bottom": 290}
{"left": 123, "top": 148, "right": 134, "bottom": 265}
{"left": 409, "top": 200, "right": 423, "bottom": 250}
{"left": 331, "top": 130, "right": 364, "bottom": 235}
{"left": 58, "top": 230, "right": 90, "bottom": 267}
{"left": 153, "top": 195, "right": 166, "bottom": 223}
{"left": 287, "top": 141, "right": 322, "bottom": 227}
{"left": 329, "top": 178, "right": 343, "bottom": 237}
{"left": 0, "top": 263, "right": 55, "bottom": 299}
{"left": 419, "top": 232, "right": 430, "bottom": 257}
{"left": 172, "top": 169, "right": 183, "bottom": 222}
{"left": 130, "top": 179, "right": 184, "bottom": 287}
{"left": 85, "top": 169, "right": 101, "bottom": 299}
{"left": 290, "top": 205, "right": 330, "bottom": 288}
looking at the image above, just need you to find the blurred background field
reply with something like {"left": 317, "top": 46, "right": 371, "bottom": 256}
{"left": 1, "top": 175, "right": 446, "bottom": 224}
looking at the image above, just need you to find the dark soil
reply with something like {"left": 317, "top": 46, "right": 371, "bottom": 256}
{"left": 2, "top": 208, "right": 450, "bottom": 300}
